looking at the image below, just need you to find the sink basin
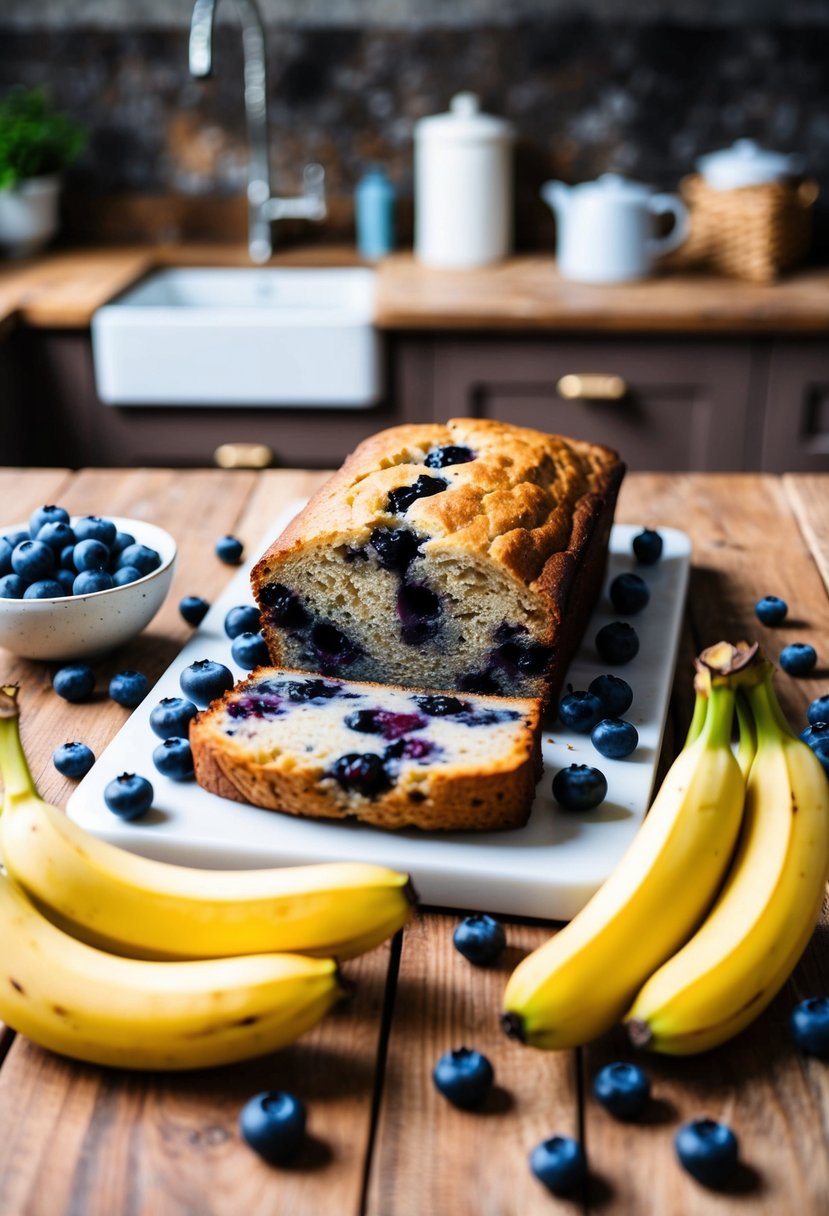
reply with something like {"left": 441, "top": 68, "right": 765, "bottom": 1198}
{"left": 91, "top": 267, "right": 382, "bottom": 408}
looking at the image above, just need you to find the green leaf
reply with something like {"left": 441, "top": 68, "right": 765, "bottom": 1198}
{"left": 0, "top": 87, "right": 86, "bottom": 188}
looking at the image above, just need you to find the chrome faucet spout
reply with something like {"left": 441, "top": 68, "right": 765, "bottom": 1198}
{"left": 189, "top": 0, "right": 326, "bottom": 263}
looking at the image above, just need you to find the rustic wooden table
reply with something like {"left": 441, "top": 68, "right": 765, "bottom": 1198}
{"left": 0, "top": 467, "right": 828, "bottom": 1216}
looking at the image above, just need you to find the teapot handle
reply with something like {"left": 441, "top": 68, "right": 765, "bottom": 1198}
{"left": 647, "top": 194, "right": 690, "bottom": 258}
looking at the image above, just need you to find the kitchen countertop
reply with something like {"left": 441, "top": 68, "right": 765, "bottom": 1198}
{"left": 1, "top": 245, "right": 829, "bottom": 334}
{"left": 1, "top": 466, "right": 828, "bottom": 1216}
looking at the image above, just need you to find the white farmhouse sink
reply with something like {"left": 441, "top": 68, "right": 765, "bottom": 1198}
{"left": 91, "top": 267, "right": 382, "bottom": 408}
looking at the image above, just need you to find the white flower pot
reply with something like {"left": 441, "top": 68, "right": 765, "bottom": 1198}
{"left": 0, "top": 174, "right": 61, "bottom": 257}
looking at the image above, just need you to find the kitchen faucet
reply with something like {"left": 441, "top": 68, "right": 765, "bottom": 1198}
{"left": 188, "top": 0, "right": 326, "bottom": 263}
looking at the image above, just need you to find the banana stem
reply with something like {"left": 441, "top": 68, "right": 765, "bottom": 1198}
{"left": 684, "top": 689, "right": 709, "bottom": 748}
{"left": 697, "top": 683, "right": 736, "bottom": 751}
{"left": 746, "top": 675, "right": 793, "bottom": 748}
{"left": 0, "top": 686, "right": 38, "bottom": 808}
{"left": 735, "top": 689, "right": 757, "bottom": 778}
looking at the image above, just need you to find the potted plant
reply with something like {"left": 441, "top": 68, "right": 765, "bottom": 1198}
{"left": 0, "top": 87, "right": 85, "bottom": 257}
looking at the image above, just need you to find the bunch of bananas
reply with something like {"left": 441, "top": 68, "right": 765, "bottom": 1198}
{"left": 0, "top": 685, "right": 415, "bottom": 1071}
{"left": 503, "top": 642, "right": 829, "bottom": 1055}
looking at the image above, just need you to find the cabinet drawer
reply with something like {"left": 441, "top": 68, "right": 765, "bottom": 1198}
{"left": 761, "top": 342, "right": 829, "bottom": 473}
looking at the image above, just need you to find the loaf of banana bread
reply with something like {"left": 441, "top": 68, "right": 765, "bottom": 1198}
{"left": 251, "top": 419, "right": 624, "bottom": 711}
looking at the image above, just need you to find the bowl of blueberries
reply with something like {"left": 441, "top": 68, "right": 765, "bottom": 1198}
{"left": 0, "top": 505, "right": 176, "bottom": 661}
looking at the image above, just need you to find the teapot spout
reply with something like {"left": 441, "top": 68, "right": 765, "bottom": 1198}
{"left": 540, "top": 180, "right": 570, "bottom": 218}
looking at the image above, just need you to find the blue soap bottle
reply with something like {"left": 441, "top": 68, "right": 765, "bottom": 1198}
{"left": 355, "top": 166, "right": 396, "bottom": 260}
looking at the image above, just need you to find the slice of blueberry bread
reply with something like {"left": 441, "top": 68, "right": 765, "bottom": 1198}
{"left": 251, "top": 419, "right": 623, "bottom": 713}
{"left": 190, "top": 668, "right": 543, "bottom": 831}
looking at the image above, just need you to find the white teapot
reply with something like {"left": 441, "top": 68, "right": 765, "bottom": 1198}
{"left": 541, "top": 173, "right": 689, "bottom": 283}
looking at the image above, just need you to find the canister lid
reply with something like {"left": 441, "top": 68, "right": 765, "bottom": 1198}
{"left": 695, "top": 139, "right": 804, "bottom": 190}
{"left": 415, "top": 93, "right": 513, "bottom": 145}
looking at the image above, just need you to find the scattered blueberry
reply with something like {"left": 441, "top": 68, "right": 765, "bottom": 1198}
{"left": 779, "top": 643, "right": 817, "bottom": 677}
{"left": 36, "top": 520, "right": 75, "bottom": 553}
{"left": 800, "top": 721, "right": 829, "bottom": 748}
{"left": 755, "top": 595, "right": 788, "bottom": 626}
{"left": 216, "top": 534, "right": 244, "bottom": 565}
{"left": 452, "top": 915, "right": 506, "bottom": 965}
{"left": 239, "top": 1091, "right": 306, "bottom": 1165}
{"left": 591, "top": 718, "right": 639, "bottom": 760}
{"left": 432, "top": 1047, "right": 494, "bottom": 1108}
{"left": 11, "top": 539, "right": 54, "bottom": 582}
{"left": 552, "top": 764, "right": 608, "bottom": 811}
{"left": 104, "top": 772, "right": 154, "bottom": 820}
{"left": 109, "top": 670, "right": 149, "bottom": 709}
{"left": 388, "top": 475, "right": 448, "bottom": 515}
{"left": 807, "top": 695, "right": 829, "bottom": 726}
{"left": 116, "top": 543, "right": 161, "bottom": 576}
{"left": 328, "top": 753, "right": 391, "bottom": 798}
{"left": 180, "top": 659, "right": 235, "bottom": 707}
{"left": 413, "top": 694, "right": 468, "bottom": 717}
{"left": 589, "top": 674, "right": 633, "bottom": 718}
{"left": 74, "top": 515, "right": 117, "bottom": 547}
{"left": 23, "top": 579, "right": 65, "bottom": 599}
{"left": 179, "top": 595, "right": 210, "bottom": 626}
{"left": 596, "top": 621, "right": 640, "bottom": 665}
{"left": 112, "top": 565, "right": 143, "bottom": 587}
{"left": 73, "top": 539, "right": 111, "bottom": 572}
{"left": 231, "top": 631, "right": 271, "bottom": 669}
{"left": 29, "top": 504, "right": 69, "bottom": 537}
{"left": 52, "top": 741, "right": 95, "bottom": 779}
{"left": 810, "top": 737, "right": 829, "bottom": 776}
{"left": 224, "top": 604, "right": 261, "bottom": 638}
{"left": 0, "top": 574, "right": 27, "bottom": 599}
{"left": 424, "top": 444, "right": 475, "bottom": 469}
{"left": 559, "top": 690, "right": 603, "bottom": 734}
{"left": 150, "top": 696, "right": 199, "bottom": 739}
{"left": 258, "top": 583, "right": 307, "bottom": 627}
{"left": 152, "top": 736, "right": 194, "bottom": 781}
{"left": 632, "top": 528, "right": 663, "bottom": 565}
{"left": 675, "top": 1118, "right": 739, "bottom": 1188}
{"left": 609, "top": 572, "right": 650, "bottom": 615}
{"left": 529, "top": 1135, "right": 587, "bottom": 1195}
{"left": 370, "top": 526, "right": 422, "bottom": 573}
{"left": 73, "top": 570, "right": 114, "bottom": 595}
{"left": 790, "top": 997, "right": 829, "bottom": 1058}
{"left": 593, "top": 1062, "right": 650, "bottom": 1120}
{"left": 53, "top": 664, "right": 95, "bottom": 703}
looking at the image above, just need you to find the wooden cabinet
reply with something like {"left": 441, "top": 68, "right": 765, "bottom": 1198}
{"left": 760, "top": 341, "right": 829, "bottom": 473}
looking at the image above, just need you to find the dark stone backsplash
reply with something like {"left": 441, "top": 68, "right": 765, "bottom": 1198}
{"left": 1, "top": 20, "right": 827, "bottom": 250}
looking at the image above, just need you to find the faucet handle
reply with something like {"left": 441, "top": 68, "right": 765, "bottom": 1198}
{"left": 302, "top": 163, "right": 326, "bottom": 220}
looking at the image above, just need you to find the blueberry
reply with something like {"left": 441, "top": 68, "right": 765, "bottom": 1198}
{"left": 3, "top": 529, "right": 29, "bottom": 550}
{"left": 458, "top": 670, "right": 502, "bottom": 695}
{"left": 493, "top": 640, "right": 554, "bottom": 676}
{"left": 109, "top": 670, "right": 149, "bottom": 709}
{"left": 345, "top": 709, "right": 426, "bottom": 739}
{"left": 282, "top": 678, "right": 340, "bottom": 703}
{"left": 52, "top": 741, "right": 95, "bottom": 779}
{"left": 801, "top": 721, "right": 829, "bottom": 748}
{"left": 149, "top": 696, "right": 199, "bottom": 739}
{"left": 432, "top": 1047, "right": 493, "bottom": 1108}
{"left": 412, "top": 694, "right": 468, "bottom": 717}
{"left": 779, "top": 643, "right": 817, "bottom": 677}
{"left": 387, "top": 475, "right": 448, "bottom": 515}
{"left": 675, "top": 1118, "right": 739, "bottom": 1188}
{"left": 452, "top": 915, "right": 506, "bottom": 965}
{"left": 755, "top": 595, "right": 788, "bottom": 626}
{"left": 593, "top": 1062, "right": 650, "bottom": 1120}
{"left": 591, "top": 718, "right": 639, "bottom": 760}
{"left": 328, "top": 753, "right": 391, "bottom": 798}
{"left": 589, "top": 674, "right": 633, "bottom": 717}
{"left": 310, "top": 621, "right": 359, "bottom": 669}
{"left": 384, "top": 736, "right": 436, "bottom": 762}
{"left": 0, "top": 536, "right": 12, "bottom": 575}
{"left": 53, "top": 664, "right": 95, "bottom": 703}
{"left": 29, "top": 504, "right": 69, "bottom": 537}
{"left": 231, "top": 631, "right": 271, "bottom": 669}
{"left": 370, "top": 526, "right": 422, "bottom": 573}
{"left": 112, "top": 565, "right": 142, "bottom": 587}
{"left": 424, "top": 444, "right": 475, "bottom": 469}
{"left": 239, "top": 1091, "right": 306, "bottom": 1166}
{"left": 23, "top": 579, "right": 65, "bottom": 599}
{"left": 74, "top": 515, "right": 117, "bottom": 547}
{"left": 11, "top": 539, "right": 54, "bottom": 582}
{"left": 397, "top": 583, "right": 442, "bottom": 644}
{"left": 552, "top": 764, "right": 608, "bottom": 811}
{"left": 609, "top": 572, "right": 650, "bottom": 615}
{"left": 179, "top": 595, "right": 210, "bottom": 626}
{"left": 559, "top": 690, "right": 603, "bottom": 734}
{"left": 54, "top": 568, "right": 76, "bottom": 594}
{"left": 104, "top": 772, "right": 154, "bottom": 820}
{"left": 258, "top": 583, "right": 307, "bottom": 627}
{"left": 790, "top": 997, "right": 829, "bottom": 1058}
{"left": 180, "top": 659, "right": 235, "bottom": 707}
{"left": 810, "top": 737, "right": 829, "bottom": 776}
{"left": 224, "top": 604, "right": 261, "bottom": 638}
{"left": 73, "top": 570, "right": 114, "bottom": 595}
{"left": 73, "top": 538, "right": 110, "bottom": 572}
{"left": 59, "top": 543, "right": 77, "bottom": 570}
{"left": 632, "top": 528, "right": 663, "bottom": 565}
{"left": 117, "top": 543, "right": 161, "bottom": 576}
{"left": 152, "top": 736, "right": 194, "bottom": 781}
{"left": 0, "top": 573, "right": 27, "bottom": 599}
{"left": 596, "top": 621, "right": 640, "bottom": 665}
{"left": 110, "top": 530, "right": 136, "bottom": 560}
{"left": 216, "top": 534, "right": 244, "bottom": 565}
{"left": 36, "top": 521, "right": 76, "bottom": 553}
{"left": 807, "top": 695, "right": 829, "bottom": 726}
{"left": 529, "top": 1135, "right": 586, "bottom": 1195}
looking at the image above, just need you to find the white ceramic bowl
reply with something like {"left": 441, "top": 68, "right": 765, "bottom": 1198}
{"left": 0, "top": 515, "right": 177, "bottom": 661}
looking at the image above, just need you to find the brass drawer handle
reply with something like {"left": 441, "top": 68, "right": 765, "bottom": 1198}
{"left": 557, "top": 373, "right": 628, "bottom": 401}
{"left": 214, "top": 442, "right": 274, "bottom": 470}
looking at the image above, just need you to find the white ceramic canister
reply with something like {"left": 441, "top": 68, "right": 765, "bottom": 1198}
{"left": 414, "top": 92, "right": 514, "bottom": 269}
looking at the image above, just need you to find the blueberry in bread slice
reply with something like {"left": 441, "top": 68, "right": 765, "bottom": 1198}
{"left": 251, "top": 419, "right": 623, "bottom": 712}
{"left": 190, "top": 668, "right": 543, "bottom": 832}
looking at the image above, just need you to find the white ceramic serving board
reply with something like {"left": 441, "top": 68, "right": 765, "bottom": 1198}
{"left": 68, "top": 513, "right": 691, "bottom": 921}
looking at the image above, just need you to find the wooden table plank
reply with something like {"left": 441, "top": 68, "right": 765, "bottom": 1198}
{"left": 366, "top": 912, "right": 581, "bottom": 1216}
{"left": 784, "top": 474, "right": 829, "bottom": 600}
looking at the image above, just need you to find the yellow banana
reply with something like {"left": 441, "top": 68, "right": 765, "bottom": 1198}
{"left": 625, "top": 666, "right": 829, "bottom": 1054}
{"left": 0, "top": 686, "right": 414, "bottom": 961}
{"left": 502, "top": 677, "right": 745, "bottom": 1050}
{"left": 0, "top": 871, "right": 344, "bottom": 1070}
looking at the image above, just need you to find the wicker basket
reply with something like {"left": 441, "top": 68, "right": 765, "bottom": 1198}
{"left": 670, "top": 173, "right": 818, "bottom": 283}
